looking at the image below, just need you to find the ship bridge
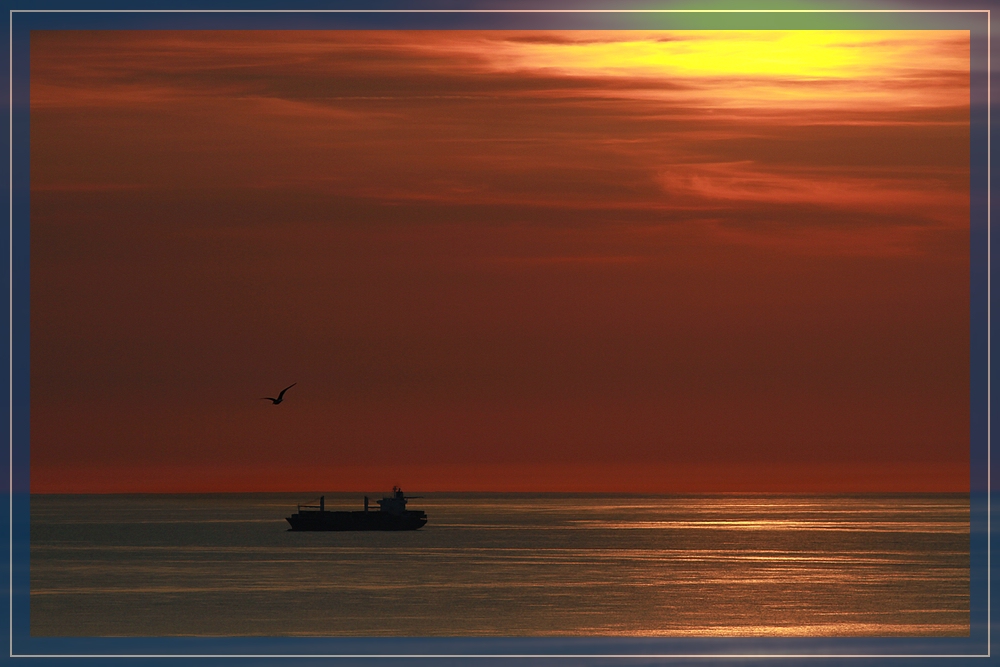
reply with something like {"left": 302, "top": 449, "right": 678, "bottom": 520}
{"left": 377, "top": 487, "right": 419, "bottom": 515}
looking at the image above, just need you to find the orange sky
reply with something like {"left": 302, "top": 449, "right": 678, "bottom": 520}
{"left": 29, "top": 31, "right": 970, "bottom": 493}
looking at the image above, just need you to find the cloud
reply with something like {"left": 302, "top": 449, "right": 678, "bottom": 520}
{"left": 658, "top": 161, "right": 966, "bottom": 217}
{"left": 32, "top": 30, "right": 969, "bottom": 112}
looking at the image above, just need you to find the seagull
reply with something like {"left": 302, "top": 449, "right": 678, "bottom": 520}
{"left": 261, "top": 383, "right": 296, "bottom": 405}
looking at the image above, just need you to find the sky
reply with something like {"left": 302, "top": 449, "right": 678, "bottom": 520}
{"left": 29, "top": 30, "right": 970, "bottom": 493}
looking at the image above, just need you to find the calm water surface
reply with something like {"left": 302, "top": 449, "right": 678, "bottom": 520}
{"left": 30, "top": 493, "right": 969, "bottom": 636}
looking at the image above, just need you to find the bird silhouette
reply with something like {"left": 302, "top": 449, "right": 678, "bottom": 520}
{"left": 261, "top": 383, "right": 296, "bottom": 405}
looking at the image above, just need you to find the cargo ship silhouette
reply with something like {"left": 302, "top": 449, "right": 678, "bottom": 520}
{"left": 286, "top": 487, "right": 428, "bottom": 531}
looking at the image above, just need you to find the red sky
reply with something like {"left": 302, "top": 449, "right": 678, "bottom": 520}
{"left": 29, "top": 31, "right": 970, "bottom": 493}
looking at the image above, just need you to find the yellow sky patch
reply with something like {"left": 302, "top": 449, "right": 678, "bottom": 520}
{"left": 472, "top": 31, "right": 969, "bottom": 110}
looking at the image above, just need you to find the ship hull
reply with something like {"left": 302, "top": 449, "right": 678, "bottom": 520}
{"left": 286, "top": 510, "right": 427, "bottom": 531}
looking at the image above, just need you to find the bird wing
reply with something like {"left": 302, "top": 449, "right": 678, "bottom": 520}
{"left": 261, "top": 397, "right": 276, "bottom": 401}
{"left": 277, "top": 383, "right": 297, "bottom": 399}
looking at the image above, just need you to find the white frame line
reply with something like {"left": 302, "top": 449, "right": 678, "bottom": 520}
{"left": 6, "top": 6, "right": 12, "bottom": 661}
{"left": 4, "top": 8, "right": 996, "bottom": 11}
{"left": 987, "top": 7, "right": 992, "bottom": 661}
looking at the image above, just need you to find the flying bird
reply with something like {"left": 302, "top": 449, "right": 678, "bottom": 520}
{"left": 261, "top": 383, "right": 296, "bottom": 405}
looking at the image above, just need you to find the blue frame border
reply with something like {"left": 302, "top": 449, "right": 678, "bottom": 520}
{"left": 4, "top": 5, "right": 992, "bottom": 664}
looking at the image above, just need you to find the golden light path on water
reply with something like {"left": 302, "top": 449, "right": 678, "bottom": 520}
{"left": 577, "top": 520, "right": 968, "bottom": 532}
{"left": 30, "top": 494, "right": 970, "bottom": 637}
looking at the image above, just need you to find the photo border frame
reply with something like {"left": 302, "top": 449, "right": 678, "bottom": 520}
{"left": 5, "top": 4, "right": 992, "bottom": 663}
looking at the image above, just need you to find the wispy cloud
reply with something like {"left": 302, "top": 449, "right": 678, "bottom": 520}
{"left": 658, "top": 162, "right": 966, "bottom": 218}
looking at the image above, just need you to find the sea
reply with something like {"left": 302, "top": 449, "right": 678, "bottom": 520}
{"left": 30, "top": 493, "right": 969, "bottom": 637}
